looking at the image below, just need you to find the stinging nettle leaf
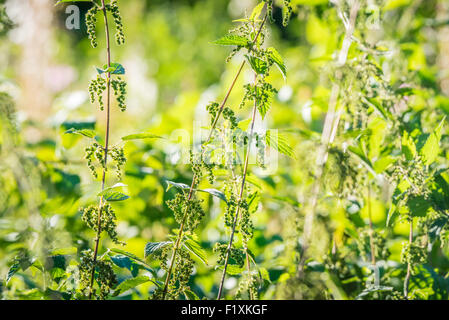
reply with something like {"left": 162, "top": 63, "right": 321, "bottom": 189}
{"left": 64, "top": 128, "right": 97, "bottom": 139}
{"left": 246, "top": 54, "right": 268, "bottom": 75}
{"left": 250, "top": 2, "right": 265, "bottom": 21}
{"left": 197, "top": 188, "right": 227, "bottom": 203}
{"left": 96, "top": 62, "right": 125, "bottom": 75}
{"left": 109, "top": 248, "right": 155, "bottom": 275}
{"left": 102, "top": 191, "right": 130, "bottom": 202}
{"left": 97, "top": 183, "right": 127, "bottom": 197}
{"left": 113, "top": 276, "right": 152, "bottom": 297}
{"left": 122, "top": 133, "right": 162, "bottom": 141}
{"left": 212, "top": 35, "right": 249, "bottom": 46}
{"left": 144, "top": 241, "right": 172, "bottom": 258}
{"left": 267, "top": 47, "right": 287, "bottom": 80}
{"left": 6, "top": 262, "right": 20, "bottom": 284}
{"left": 165, "top": 180, "right": 191, "bottom": 192}
{"left": 266, "top": 130, "right": 296, "bottom": 159}
{"left": 183, "top": 238, "right": 208, "bottom": 265}
{"left": 183, "top": 289, "right": 200, "bottom": 300}
{"left": 419, "top": 117, "right": 445, "bottom": 165}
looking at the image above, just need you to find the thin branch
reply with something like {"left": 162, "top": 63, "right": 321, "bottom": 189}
{"left": 161, "top": 11, "right": 268, "bottom": 300}
{"left": 89, "top": 0, "right": 112, "bottom": 300}
{"left": 217, "top": 74, "right": 258, "bottom": 300}
{"left": 404, "top": 218, "right": 413, "bottom": 299}
{"left": 298, "top": 0, "right": 360, "bottom": 277}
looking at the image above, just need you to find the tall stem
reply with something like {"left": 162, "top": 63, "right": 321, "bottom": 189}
{"left": 161, "top": 12, "right": 267, "bottom": 300}
{"left": 217, "top": 76, "right": 258, "bottom": 300}
{"left": 404, "top": 218, "right": 413, "bottom": 299}
{"left": 88, "top": 0, "right": 112, "bottom": 300}
{"left": 367, "top": 184, "right": 379, "bottom": 286}
{"left": 298, "top": 0, "right": 360, "bottom": 277}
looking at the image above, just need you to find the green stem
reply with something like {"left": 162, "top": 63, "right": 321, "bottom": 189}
{"left": 404, "top": 218, "right": 413, "bottom": 299}
{"left": 88, "top": 0, "right": 112, "bottom": 300}
{"left": 217, "top": 75, "right": 258, "bottom": 300}
{"left": 160, "top": 11, "right": 267, "bottom": 300}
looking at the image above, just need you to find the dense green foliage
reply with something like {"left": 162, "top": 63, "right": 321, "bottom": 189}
{"left": 2, "top": 0, "right": 449, "bottom": 300}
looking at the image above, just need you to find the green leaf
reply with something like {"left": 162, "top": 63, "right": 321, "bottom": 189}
{"left": 245, "top": 55, "right": 268, "bottom": 75}
{"left": 97, "top": 183, "right": 127, "bottom": 197}
{"left": 6, "top": 262, "right": 20, "bottom": 284}
{"left": 109, "top": 254, "right": 140, "bottom": 277}
{"left": 96, "top": 63, "right": 125, "bottom": 75}
{"left": 259, "top": 267, "right": 271, "bottom": 283}
{"left": 101, "top": 191, "right": 130, "bottom": 202}
{"left": 348, "top": 145, "right": 375, "bottom": 175}
{"left": 250, "top": 2, "right": 265, "bottom": 21}
{"left": 121, "top": 133, "right": 162, "bottom": 141}
{"left": 402, "top": 130, "right": 417, "bottom": 161}
{"left": 113, "top": 276, "right": 152, "bottom": 297}
{"left": 165, "top": 180, "right": 190, "bottom": 192}
{"left": 356, "top": 285, "right": 393, "bottom": 300}
{"left": 183, "top": 289, "right": 200, "bottom": 300}
{"left": 266, "top": 130, "right": 296, "bottom": 159}
{"left": 144, "top": 241, "right": 172, "bottom": 258}
{"left": 407, "top": 195, "right": 431, "bottom": 217}
{"left": 212, "top": 35, "right": 249, "bottom": 46}
{"left": 197, "top": 188, "right": 227, "bottom": 203}
{"left": 109, "top": 248, "right": 155, "bottom": 274}
{"left": 362, "top": 97, "right": 393, "bottom": 121}
{"left": 419, "top": 117, "right": 445, "bottom": 165}
{"left": 64, "top": 128, "right": 97, "bottom": 139}
{"left": 267, "top": 47, "right": 287, "bottom": 80}
{"left": 218, "top": 264, "right": 245, "bottom": 275}
{"left": 183, "top": 238, "right": 208, "bottom": 265}
{"left": 50, "top": 247, "right": 77, "bottom": 256}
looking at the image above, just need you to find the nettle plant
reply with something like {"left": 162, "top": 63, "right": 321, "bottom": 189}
{"left": 144, "top": 1, "right": 293, "bottom": 300}
{"left": 57, "top": 0, "right": 158, "bottom": 300}
{"left": 292, "top": 0, "right": 449, "bottom": 300}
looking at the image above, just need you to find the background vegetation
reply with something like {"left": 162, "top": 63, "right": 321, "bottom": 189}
{"left": 1, "top": 0, "right": 449, "bottom": 300}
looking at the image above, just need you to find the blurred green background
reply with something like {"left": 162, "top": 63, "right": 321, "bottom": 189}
{"left": 1, "top": 0, "right": 449, "bottom": 300}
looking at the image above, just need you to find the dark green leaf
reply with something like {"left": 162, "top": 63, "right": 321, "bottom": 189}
{"left": 144, "top": 241, "right": 172, "bottom": 258}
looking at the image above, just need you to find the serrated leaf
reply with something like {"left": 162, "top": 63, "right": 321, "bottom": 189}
{"left": 102, "top": 191, "right": 130, "bottom": 202}
{"left": 356, "top": 285, "right": 393, "bottom": 300}
{"left": 183, "top": 238, "right": 208, "bottom": 265}
{"left": 144, "top": 241, "right": 172, "bottom": 258}
{"left": 197, "top": 188, "right": 227, "bottom": 203}
{"left": 109, "top": 254, "right": 140, "bottom": 277}
{"left": 250, "top": 2, "right": 265, "bottom": 21}
{"left": 109, "top": 248, "right": 155, "bottom": 275}
{"left": 246, "top": 54, "right": 268, "bottom": 75}
{"left": 362, "top": 97, "right": 392, "bottom": 121}
{"left": 402, "top": 130, "right": 417, "bottom": 161}
{"left": 218, "top": 264, "right": 245, "bottom": 275}
{"left": 259, "top": 267, "right": 271, "bottom": 283}
{"left": 6, "top": 262, "right": 20, "bottom": 284}
{"left": 183, "top": 289, "right": 200, "bottom": 300}
{"left": 266, "top": 130, "right": 296, "bottom": 159}
{"left": 165, "top": 180, "right": 190, "bottom": 192}
{"left": 113, "top": 276, "right": 152, "bottom": 297}
{"left": 96, "top": 62, "right": 125, "bottom": 75}
{"left": 419, "top": 117, "right": 445, "bottom": 165}
{"left": 267, "top": 47, "right": 287, "bottom": 80}
{"left": 121, "top": 133, "right": 162, "bottom": 141}
{"left": 98, "top": 183, "right": 127, "bottom": 197}
{"left": 212, "top": 35, "right": 249, "bottom": 46}
{"left": 64, "top": 128, "right": 97, "bottom": 139}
